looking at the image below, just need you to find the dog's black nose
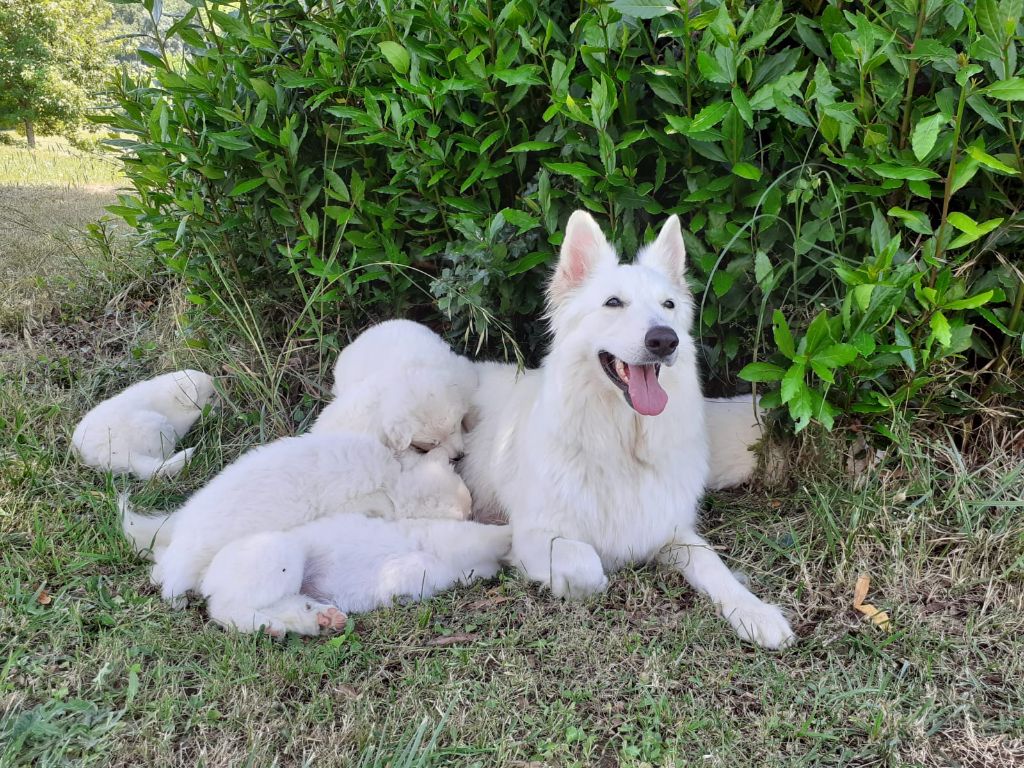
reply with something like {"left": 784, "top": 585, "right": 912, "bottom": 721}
{"left": 645, "top": 326, "right": 679, "bottom": 358}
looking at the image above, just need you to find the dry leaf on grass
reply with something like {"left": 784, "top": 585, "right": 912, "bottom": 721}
{"left": 425, "top": 633, "right": 478, "bottom": 647}
{"left": 37, "top": 590, "right": 52, "bottom": 605}
{"left": 852, "top": 573, "right": 891, "bottom": 631}
{"left": 466, "top": 595, "right": 510, "bottom": 611}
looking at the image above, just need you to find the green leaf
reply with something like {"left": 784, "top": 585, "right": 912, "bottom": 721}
{"left": 731, "top": 87, "right": 753, "bottom": 127}
{"left": 869, "top": 164, "right": 941, "bottom": 181}
{"left": 789, "top": 384, "right": 814, "bottom": 432}
{"left": 911, "top": 113, "right": 947, "bottom": 161}
{"left": 944, "top": 290, "right": 994, "bottom": 310}
{"left": 711, "top": 270, "right": 735, "bottom": 297}
{"left": 985, "top": 78, "right": 1024, "bottom": 100}
{"left": 543, "top": 161, "right": 601, "bottom": 180}
{"left": 507, "top": 141, "right": 559, "bottom": 152}
{"left": 814, "top": 343, "right": 858, "bottom": 368}
{"left": 697, "top": 51, "right": 730, "bottom": 84}
{"left": 610, "top": 0, "right": 677, "bottom": 19}
{"left": 948, "top": 216, "right": 1003, "bottom": 248}
{"left": 493, "top": 65, "right": 544, "bottom": 86}
{"left": 780, "top": 363, "right": 805, "bottom": 403}
{"left": 689, "top": 102, "right": 732, "bottom": 132}
{"left": 930, "top": 311, "right": 952, "bottom": 346}
{"left": 893, "top": 320, "right": 915, "bottom": 371}
{"left": 887, "top": 207, "right": 933, "bottom": 235}
{"left": 965, "top": 145, "right": 1017, "bottom": 174}
{"left": 754, "top": 251, "right": 772, "bottom": 286}
{"left": 772, "top": 309, "right": 796, "bottom": 358}
{"left": 738, "top": 362, "right": 786, "bottom": 382}
{"left": 378, "top": 41, "right": 411, "bottom": 74}
{"left": 731, "top": 162, "right": 762, "bottom": 180}
{"left": 228, "top": 177, "right": 266, "bottom": 196}
{"left": 967, "top": 94, "right": 1005, "bottom": 129}
{"left": 208, "top": 132, "right": 252, "bottom": 151}
{"left": 853, "top": 283, "right": 875, "bottom": 312}
{"left": 498, "top": 208, "right": 540, "bottom": 234}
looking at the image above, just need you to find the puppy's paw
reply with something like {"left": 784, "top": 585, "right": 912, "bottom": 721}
{"left": 722, "top": 599, "right": 796, "bottom": 650}
{"left": 548, "top": 539, "right": 608, "bottom": 599}
{"left": 317, "top": 607, "right": 348, "bottom": 634}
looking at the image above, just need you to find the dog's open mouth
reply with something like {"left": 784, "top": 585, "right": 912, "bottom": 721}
{"left": 598, "top": 352, "right": 668, "bottom": 416}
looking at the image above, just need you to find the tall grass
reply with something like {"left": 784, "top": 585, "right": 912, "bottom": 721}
{"left": 0, "top": 133, "right": 123, "bottom": 187}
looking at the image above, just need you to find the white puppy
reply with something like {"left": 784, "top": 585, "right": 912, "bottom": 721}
{"left": 705, "top": 394, "right": 765, "bottom": 490}
{"left": 73, "top": 369, "right": 215, "bottom": 479}
{"left": 201, "top": 514, "right": 510, "bottom": 636}
{"left": 121, "top": 432, "right": 472, "bottom": 606}
{"left": 311, "top": 320, "right": 477, "bottom": 459}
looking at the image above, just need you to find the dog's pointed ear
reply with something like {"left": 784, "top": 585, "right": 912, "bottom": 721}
{"left": 549, "top": 210, "right": 615, "bottom": 304}
{"left": 638, "top": 215, "right": 687, "bottom": 285}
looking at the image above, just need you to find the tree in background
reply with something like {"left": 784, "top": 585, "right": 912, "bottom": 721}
{"left": 0, "top": 0, "right": 117, "bottom": 148}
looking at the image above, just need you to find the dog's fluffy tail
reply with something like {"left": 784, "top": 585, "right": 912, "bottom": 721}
{"left": 118, "top": 493, "right": 175, "bottom": 559}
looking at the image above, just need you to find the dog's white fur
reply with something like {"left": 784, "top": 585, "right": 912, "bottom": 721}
{"left": 200, "top": 514, "right": 510, "bottom": 635}
{"left": 460, "top": 211, "right": 795, "bottom": 649}
{"left": 122, "top": 432, "right": 472, "bottom": 606}
{"left": 705, "top": 395, "right": 764, "bottom": 490}
{"left": 73, "top": 369, "right": 215, "bottom": 479}
{"left": 311, "top": 320, "right": 478, "bottom": 460}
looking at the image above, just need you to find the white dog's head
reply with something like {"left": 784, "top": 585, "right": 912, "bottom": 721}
{"left": 376, "top": 357, "right": 478, "bottom": 458}
{"left": 169, "top": 369, "right": 217, "bottom": 412}
{"left": 313, "top": 355, "right": 477, "bottom": 460}
{"left": 546, "top": 211, "right": 695, "bottom": 417}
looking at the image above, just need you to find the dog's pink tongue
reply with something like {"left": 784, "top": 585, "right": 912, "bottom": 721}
{"left": 627, "top": 364, "right": 668, "bottom": 416}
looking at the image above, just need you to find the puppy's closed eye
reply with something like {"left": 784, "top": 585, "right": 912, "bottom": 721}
{"left": 410, "top": 440, "right": 438, "bottom": 454}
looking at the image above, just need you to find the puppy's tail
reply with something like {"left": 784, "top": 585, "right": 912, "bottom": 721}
{"left": 118, "top": 493, "right": 175, "bottom": 559}
{"left": 126, "top": 448, "right": 195, "bottom": 480}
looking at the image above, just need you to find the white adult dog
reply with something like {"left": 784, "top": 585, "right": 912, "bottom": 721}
{"left": 311, "top": 319, "right": 477, "bottom": 460}
{"left": 459, "top": 211, "right": 796, "bottom": 649}
{"left": 200, "top": 513, "right": 510, "bottom": 636}
{"left": 121, "top": 433, "right": 472, "bottom": 606}
{"left": 73, "top": 369, "right": 215, "bottom": 479}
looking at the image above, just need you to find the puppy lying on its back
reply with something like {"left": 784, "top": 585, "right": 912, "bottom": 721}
{"left": 311, "top": 320, "right": 477, "bottom": 460}
{"left": 73, "top": 369, "right": 215, "bottom": 479}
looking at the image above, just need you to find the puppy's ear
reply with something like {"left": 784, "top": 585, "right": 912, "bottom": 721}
{"left": 637, "top": 215, "right": 687, "bottom": 285}
{"left": 548, "top": 210, "right": 616, "bottom": 305}
{"left": 382, "top": 418, "right": 415, "bottom": 454}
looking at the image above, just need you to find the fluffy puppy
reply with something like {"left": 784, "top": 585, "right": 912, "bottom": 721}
{"left": 120, "top": 432, "right": 472, "bottom": 606}
{"left": 310, "top": 320, "right": 477, "bottom": 460}
{"left": 73, "top": 369, "right": 215, "bottom": 479}
{"left": 201, "top": 514, "right": 510, "bottom": 636}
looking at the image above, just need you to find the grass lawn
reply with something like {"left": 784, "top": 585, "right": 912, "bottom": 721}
{"left": 2, "top": 138, "right": 1023, "bottom": 767}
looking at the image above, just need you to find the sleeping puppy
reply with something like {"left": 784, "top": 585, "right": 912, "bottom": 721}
{"left": 120, "top": 432, "right": 472, "bottom": 607}
{"left": 311, "top": 320, "right": 477, "bottom": 460}
{"left": 201, "top": 512, "right": 510, "bottom": 636}
{"left": 73, "top": 369, "right": 215, "bottom": 479}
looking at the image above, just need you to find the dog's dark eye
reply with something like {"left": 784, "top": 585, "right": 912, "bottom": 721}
{"left": 604, "top": 297, "right": 623, "bottom": 308}
{"left": 663, "top": 299, "right": 675, "bottom": 309}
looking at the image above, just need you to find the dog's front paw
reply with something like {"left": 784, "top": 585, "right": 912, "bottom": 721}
{"left": 722, "top": 598, "right": 796, "bottom": 650}
{"left": 548, "top": 539, "right": 608, "bottom": 599}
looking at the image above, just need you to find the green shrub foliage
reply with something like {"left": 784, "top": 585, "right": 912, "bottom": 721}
{"left": 104, "top": 0, "right": 1022, "bottom": 433}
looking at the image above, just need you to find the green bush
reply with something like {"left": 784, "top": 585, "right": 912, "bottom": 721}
{"left": 103, "top": 0, "right": 1022, "bottom": 433}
